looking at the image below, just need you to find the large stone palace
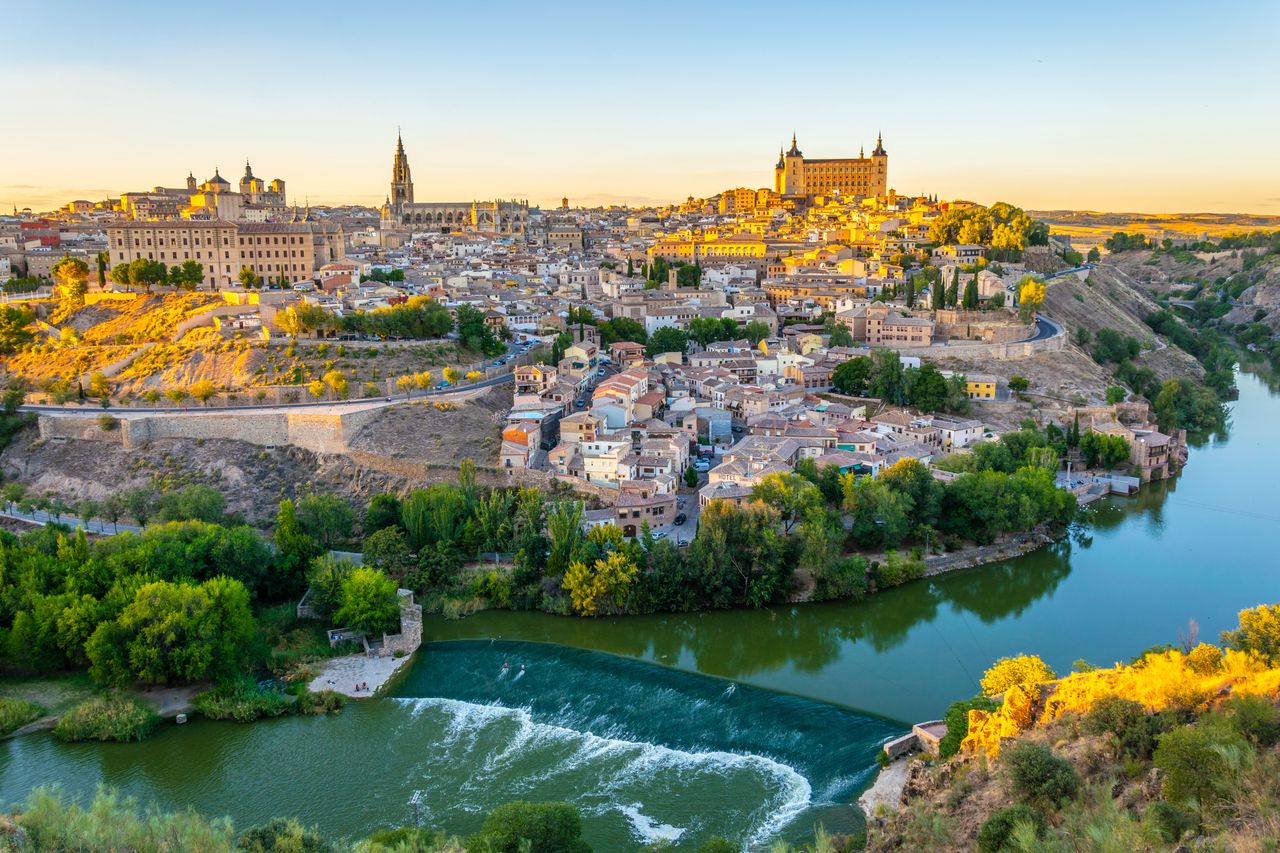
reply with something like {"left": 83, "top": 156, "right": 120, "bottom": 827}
{"left": 380, "top": 133, "right": 529, "bottom": 236}
{"left": 773, "top": 132, "right": 888, "bottom": 201}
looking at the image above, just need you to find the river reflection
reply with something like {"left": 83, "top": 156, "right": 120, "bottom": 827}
{"left": 430, "top": 370, "right": 1280, "bottom": 723}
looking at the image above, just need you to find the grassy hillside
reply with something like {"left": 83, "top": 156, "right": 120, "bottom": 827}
{"left": 867, "top": 605, "right": 1280, "bottom": 851}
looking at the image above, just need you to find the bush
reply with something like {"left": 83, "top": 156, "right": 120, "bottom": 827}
{"left": 465, "top": 801, "right": 591, "bottom": 853}
{"left": 980, "top": 655, "right": 1055, "bottom": 698}
{"left": 1084, "top": 695, "right": 1155, "bottom": 759}
{"left": 939, "top": 695, "right": 999, "bottom": 759}
{"left": 1003, "top": 741, "right": 1079, "bottom": 805}
{"left": 17, "top": 786, "right": 235, "bottom": 851}
{"left": 977, "top": 803, "right": 1046, "bottom": 852}
{"left": 1148, "top": 800, "right": 1196, "bottom": 844}
{"left": 1153, "top": 723, "right": 1246, "bottom": 810}
{"left": 696, "top": 839, "right": 738, "bottom": 853}
{"left": 194, "top": 679, "right": 293, "bottom": 723}
{"left": 0, "top": 696, "right": 44, "bottom": 735}
{"left": 294, "top": 687, "right": 346, "bottom": 716}
{"left": 53, "top": 695, "right": 159, "bottom": 743}
{"left": 1223, "top": 694, "right": 1280, "bottom": 748}
{"left": 238, "top": 817, "right": 333, "bottom": 852}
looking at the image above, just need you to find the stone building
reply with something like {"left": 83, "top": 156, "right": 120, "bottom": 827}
{"left": 773, "top": 132, "right": 888, "bottom": 201}
{"left": 379, "top": 132, "right": 529, "bottom": 236}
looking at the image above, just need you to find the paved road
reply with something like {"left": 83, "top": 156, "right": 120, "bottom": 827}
{"left": 19, "top": 371, "right": 515, "bottom": 417}
{"left": 1029, "top": 314, "right": 1062, "bottom": 342}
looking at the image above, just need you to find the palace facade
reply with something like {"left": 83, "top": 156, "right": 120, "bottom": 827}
{"left": 773, "top": 133, "right": 888, "bottom": 201}
{"left": 380, "top": 133, "right": 529, "bottom": 236}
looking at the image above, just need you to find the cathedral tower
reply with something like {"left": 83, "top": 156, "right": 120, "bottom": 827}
{"left": 390, "top": 131, "right": 413, "bottom": 215}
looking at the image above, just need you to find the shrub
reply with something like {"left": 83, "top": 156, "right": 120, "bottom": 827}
{"left": 1148, "top": 800, "right": 1196, "bottom": 844}
{"left": 696, "top": 839, "right": 738, "bottom": 853}
{"left": 1223, "top": 694, "right": 1280, "bottom": 748}
{"left": 980, "top": 655, "right": 1055, "bottom": 698}
{"left": 977, "top": 803, "right": 1046, "bottom": 852}
{"left": 465, "top": 801, "right": 591, "bottom": 853}
{"left": 238, "top": 817, "right": 333, "bottom": 852}
{"left": 17, "top": 786, "right": 235, "bottom": 851}
{"left": 1185, "top": 642, "right": 1223, "bottom": 675}
{"left": 193, "top": 680, "right": 292, "bottom": 723}
{"left": 295, "top": 688, "right": 346, "bottom": 716}
{"left": 0, "top": 697, "right": 44, "bottom": 735}
{"left": 1003, "top": 741, "right": 1079, "bottom": 805}
{"left": 939, "top": 695, "right": 999, "bottom": 759}
{"left": 1084, "top": 695, "right": 1155, "bottom": 759}
{"left": 1153, "top": 723, "right": 1247, "bottom": 810}
{"left": 53, "top": 695, "right": 160, "bottom": 743}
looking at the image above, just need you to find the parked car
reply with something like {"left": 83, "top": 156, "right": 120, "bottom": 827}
{"left": 678, "top": 538, "right": 689, "bottom": 547}
{"left": 653, "top": 531, "right": 667, "bottom": 539}
{"left": 674, "top": 513, "right": 687, "bottom": 525}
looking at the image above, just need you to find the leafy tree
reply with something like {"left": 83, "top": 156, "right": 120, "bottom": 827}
{"left": 126, "top": 258, "right": 166, "bottom": 292}
{"left": 980, "top": 654, "right": 1055, "bottom": 697}
{"left": 335, "top": 567, "right": 400, "bottom": 635}
{"left": 750, "top": 472, "right": 822, "bottom": 534}
{"left": 562, "top": 550, "right": 639, "bottom": 616}
{"left": 1016, "top": 276, "right": 1045, "bottom": 324}
{"left": 1087, "top": 246, "right": 1101, "bottom": 263}
{"left": 465, "top": 801, "right": 591, "bottom": 853}
{"left": 0, "top": 305, "right": 35, "bottom": 354}
{"left": 442, "top": 367, "right": 459, "bottom": 385}
{"left": 321, "top": 370, "right": 348, "bottom": 400}
{"left": 154, "top": 484, "right": 225, "bottom": 524}
{"left": 842, "top": 474, "right": 912, "bottom": 548}
{"left": 296, "top": 493, "right": 354, "bottom": 549}
{"left": 1221, "top": 604, "right": 1280, "bottom": 664}
{"left": 742, "top": 320, "right": 770, "bottom": 345}
{"left": 275, "top": 499, "right": 322, "bottom": 585}
{"left": 683, "top": 464, "right": 699, "bottom": 489}
{"left": 645, "top": 326, "right": 688, "bottom": 358}
{"left": 119, "top": 485, "right": 158, "bottom": 526}
{"left": 188, "top": 379, "right": 218, "bottom": 406}
{"left": 86, "top": 577, "right": 255, "bottom": 686}
{"left": 831, "top": 356, "right": 872, "bottom": 396}
{"left": 163, "top": 386, "right": 189, "bottom": 407}
{"left": 962, "top": 275, "right": 979, "bottom": 310}
{"left": 51, "top": 256, "right": 90, "bottom": 307}
{"left": 276, "top": 307, "right": 305, "bottom": 342}
{"left": 364, "top": 493, "right": 402, "bottom": 533}
{"left": 455, "top": 303, "right": 502, "bottom": 356}
{"left": 868, "top": 349, "right": 904, "bottom": 404}
{"left": 597, "top": 316, "right": 647, "bottom": 346}
{"left": 1008, "top": 375, "right": 1029, "bottom": 393}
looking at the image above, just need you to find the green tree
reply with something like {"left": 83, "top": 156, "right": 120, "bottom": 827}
{"left": 276, "top": 307, "right": 305, "bottom": 343}
{"left": 962, "top": 275, "right": 979, "bottom": 310}
{"left": 465, "top": 801, "right": 591, "bottom": 853}
{"left": 238, "top": 266, "right": 262, "bottom": 289}
{"left": 0, "top": 305, "right": 35, "bottom": 353}
{"left": 1153, "top": 723, "right": 1246, "bottom": 812}
{"left": 275, "top": 499, "right": 322, "bottom": 586}
{"left": 51, "top": 256, "right": 90, "bottom": 307}
{"left": 645, "top": 326, "right": 688, "bottom": 357}
{"left": 296, "top": 493, "right": 354, "bottom": 549}
{"left": 868, "top": 349, "right": 904, "bottom": 404}
{"left": 335, "top": 567, "right": 400, "bottom": 636}
{"left": 742, "top": 320, "right": 770, "bottom": 345}
{"left": 1008, "top": 375, "right": 1030, "bottom": 393}
{"left": 238, "top": 818, "right": 333, "bottom": 853}
{"left": 750, "top": 472, "right": 822, "bottom": 534}
{"left": 832, "top": 356, "right": 873, "bottom": 396}
{"left": 364, "top": 493, "right": 402, "bottom": 533}
{"left": 683, "top": 464, "right": 699, "bottom": 489}
{"left": 362, "top": 526, "right": 415, "bottom": 581}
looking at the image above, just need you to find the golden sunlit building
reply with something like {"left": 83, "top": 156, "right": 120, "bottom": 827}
{"left": 774, "top": 133, "right": 888, "bottom": 201}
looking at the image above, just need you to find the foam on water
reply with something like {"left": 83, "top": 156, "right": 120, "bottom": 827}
{"left": 395, "top": 696, "right": 813, "bottom": 843}
{"left": 617, "top": 803, "right": 687, "bottom": 844}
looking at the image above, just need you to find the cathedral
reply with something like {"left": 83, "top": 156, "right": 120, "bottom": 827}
{"left": 773, "top": 132, "right": 888, "bottom": 201}
{"left": 380, "top": 132, "right": 529, "bottom": 236}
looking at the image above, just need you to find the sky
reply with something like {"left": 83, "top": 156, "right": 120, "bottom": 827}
{"left": 2, "top": 0, "right": 1278, "bottom": 214}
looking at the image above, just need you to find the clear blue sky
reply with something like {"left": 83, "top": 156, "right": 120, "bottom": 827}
{"left": 3, "top": 0, "right": 1278, "bottom": 213}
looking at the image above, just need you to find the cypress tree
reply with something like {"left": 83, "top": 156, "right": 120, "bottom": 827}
{"left": 906, "top": 277, "right": 916, "bottom": 308}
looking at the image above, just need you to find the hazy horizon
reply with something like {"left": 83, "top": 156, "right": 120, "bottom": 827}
{"left": 3, "top": 0, "right": 1277, "bottom": 215}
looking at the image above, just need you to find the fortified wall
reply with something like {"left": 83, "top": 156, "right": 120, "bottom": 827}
{"left": 37, "top": 406, "right": 384, "bottom": 456}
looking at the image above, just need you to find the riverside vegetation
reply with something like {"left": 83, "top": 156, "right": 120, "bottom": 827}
{"left": 0, "top": 789, "right": 856, "bottom": 853}
{"left": 867, "top": 602, "right": 1280, "bottom": 851}
{"left": 0, "top": 516, "right": 348, "bottom": 741}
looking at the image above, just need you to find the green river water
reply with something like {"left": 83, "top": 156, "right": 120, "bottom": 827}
{"left": 2, "top": 370, "right": 1278, "bottom": 849}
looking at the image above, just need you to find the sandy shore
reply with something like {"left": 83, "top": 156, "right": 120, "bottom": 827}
{"left": 308, "top": 652, "right": 415, "bottom": 698}
{"left": 857, "top": 758, "right": 912, "bottom": 816}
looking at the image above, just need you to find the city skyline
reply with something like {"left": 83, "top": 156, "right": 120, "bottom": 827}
{"left": 3, "top": 0, "right": 1278, "bottom": 214}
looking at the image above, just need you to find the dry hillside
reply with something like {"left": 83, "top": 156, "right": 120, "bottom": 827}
{"left": 347, "top": 384, "right": 510, "bottom": 467}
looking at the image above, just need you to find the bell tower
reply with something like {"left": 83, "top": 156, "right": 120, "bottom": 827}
{"left": 390, "top": 130, "right": 414, "bottom": 217}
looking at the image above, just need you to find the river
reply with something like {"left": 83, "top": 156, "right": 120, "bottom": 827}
{"left": 2, "top": 370, "right": 1277, "bottom": 849}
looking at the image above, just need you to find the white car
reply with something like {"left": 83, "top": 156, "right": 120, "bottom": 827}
{"left": 653, "top": 530, "right": 667, "bottom": 539}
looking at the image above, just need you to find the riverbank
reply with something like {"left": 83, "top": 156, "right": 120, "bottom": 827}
{"left": 857, "top": 758, "right": 912, "bottom": 816}
{"left": 307, "top": 651, "right": 415, "bottom": 698}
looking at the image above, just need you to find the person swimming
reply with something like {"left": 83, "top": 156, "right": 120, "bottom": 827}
{"left": 512, "top": 663, "right": 526, "bottom": 682}
{"left": 499, "top": 660, "right": 509, "bottom": 678}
